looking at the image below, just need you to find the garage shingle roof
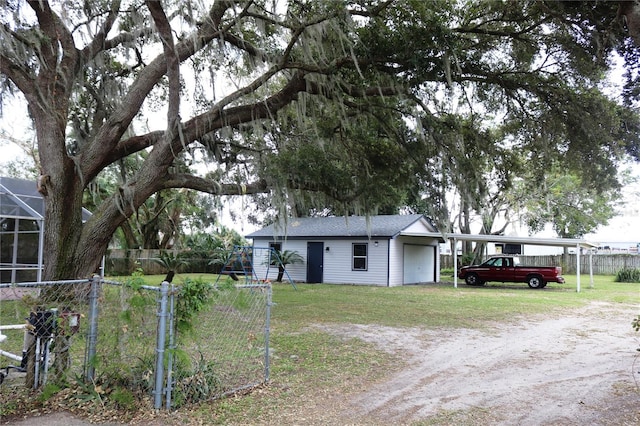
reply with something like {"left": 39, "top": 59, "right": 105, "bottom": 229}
{"left": 246, "top": 214, "right": 436, "bottom": 239}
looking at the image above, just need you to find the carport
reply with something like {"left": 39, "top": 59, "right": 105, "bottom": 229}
{"left": 445, "top": 234, "right": 598, "bottom": 292}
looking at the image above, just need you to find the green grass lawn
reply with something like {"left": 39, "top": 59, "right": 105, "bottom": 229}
{"left": 270, "top": 275, "right": 638, "bottom": 328}
{"left": 109, "top": 272, "right": 638, "bottom": 331}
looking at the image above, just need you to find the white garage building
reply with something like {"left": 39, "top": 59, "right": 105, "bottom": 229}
{"left": 246, "top": 214, "right": 444, "bottom": 286}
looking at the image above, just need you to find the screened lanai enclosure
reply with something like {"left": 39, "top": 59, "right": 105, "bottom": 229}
{"left": 0, "top": 177, "right": 91, "bottom": 284}
{"left": 0, "top": 177, "right": 44, "bottom": 283}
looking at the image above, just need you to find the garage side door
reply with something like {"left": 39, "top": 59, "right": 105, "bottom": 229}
{"left": 403, "top": 244, "right": 434, "bottom": 284}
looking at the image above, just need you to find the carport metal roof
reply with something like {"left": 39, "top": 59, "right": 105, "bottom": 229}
{"left": 401, "top": 231, "right": 597, "bottom": 292}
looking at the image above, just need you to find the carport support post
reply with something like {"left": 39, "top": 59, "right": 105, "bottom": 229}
{"left": 453, "top": 238, "right": 458, "bottom": 288}
{"left": 589, "top": 250, "right": 594, "bottom": 288}
{"left": 576, "top": 244, "right": 581, "bottom": 293}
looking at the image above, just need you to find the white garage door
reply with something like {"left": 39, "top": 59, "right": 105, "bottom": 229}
{"left": 403, "top": 244, "right": 434, "bottom": 284}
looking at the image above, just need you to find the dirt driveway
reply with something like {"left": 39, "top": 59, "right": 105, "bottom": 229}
{"left": 6, "top": 301, "right": 640, "bottom": 425}
{"left": 315, "top": 301, "right": 640, "bottom": 425}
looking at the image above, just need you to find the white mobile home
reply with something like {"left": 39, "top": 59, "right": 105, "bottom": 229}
{"left": 246, "top": 214, "right": 443, "bottom": 286}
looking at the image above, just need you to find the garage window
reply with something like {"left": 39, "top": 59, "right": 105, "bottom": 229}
{"left": 269, "top": 242, "right": 281, "bottom": 252}
{"left": 352, "top": 243, "right": 368, "bottom": 271}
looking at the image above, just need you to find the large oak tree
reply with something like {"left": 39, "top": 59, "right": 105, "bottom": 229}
{"left": 1, "top": 0, "right": 639, "bottom": 280}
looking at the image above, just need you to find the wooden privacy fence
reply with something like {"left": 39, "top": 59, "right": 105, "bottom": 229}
{"left": 106, "top": 250, "right": 640, "bottom": 276}
{"left": 105, "top": 249, "right": 219, "bottom": 276}
{"left": 440, "top": 254, "right": 640, "bottom": 275}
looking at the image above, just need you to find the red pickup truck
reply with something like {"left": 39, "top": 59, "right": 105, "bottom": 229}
{"left": 458, "top": 256, "right": 565, "bottom": 289}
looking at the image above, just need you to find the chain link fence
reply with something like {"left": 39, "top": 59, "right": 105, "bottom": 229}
{"left": 0, "top": 276, "right": 271, "bottom": 410}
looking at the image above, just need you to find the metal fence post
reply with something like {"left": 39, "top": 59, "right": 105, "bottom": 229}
{"left": 264, "top": 284, "right": 272, "bottom": 383}
{"left": 85, "top": 275, "right": 100, "bottom": 382}
{"left": 165, "top": 284, "right": 176, "bottom": 410}
{"left": 153, "top": 281, "right": 169, "bottom": 410}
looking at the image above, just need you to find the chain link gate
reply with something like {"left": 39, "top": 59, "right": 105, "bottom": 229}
{"left": 164, "top": 281, "right": 272, "bottom": 409}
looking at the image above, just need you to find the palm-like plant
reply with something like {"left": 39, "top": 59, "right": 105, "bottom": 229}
{"left": 270, "top": 249, "right": 303, "bottom": 282}
{"left": 152, "top": 251, "right": 188, "bottom": 273}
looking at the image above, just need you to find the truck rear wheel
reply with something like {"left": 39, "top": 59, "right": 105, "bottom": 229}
{"left": 465, "top": 273, "right": 484, "bottom": 286}
{"left": 527, "top": 275, "right": 544, "bottom": 289}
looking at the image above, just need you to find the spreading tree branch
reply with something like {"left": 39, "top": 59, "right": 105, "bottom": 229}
{"left": 163, "top": 173, "right": 268, "bottom": 196}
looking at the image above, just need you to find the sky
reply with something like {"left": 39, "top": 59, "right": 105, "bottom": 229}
{"left": 582, "top": 170, "right": 640, "bottom": 246}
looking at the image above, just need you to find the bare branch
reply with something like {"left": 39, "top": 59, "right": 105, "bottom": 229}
{"left": 1, "top": 22, "right": 35, "bottom": 50}
{"left": 82, "top": 0, "right": 237, "bottom": 180}
{"left": 146, "top": 0, "right": 181, "bottom": 137}
{"left": 106, "top": 73, "right": 404, "bottom": 171}
{"left": 0, "top": 53, "right": 33, "bottom": 94}
{"left": 110, "top": 131, "right": 164, "bottom": 163}
{"left": 82, "top": 0, "right": 122, "bottom": 60}
{"left": 349, "top": 0, "right": 395, "bottom": 18}
{"left": 27, "top": 0, "right": 78, "bottom": 79}
{"left": 163, "top": 173, "right": 268, "bottom": 196}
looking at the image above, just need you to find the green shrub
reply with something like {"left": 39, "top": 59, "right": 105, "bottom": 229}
{"left": 459, "top": 253, "right": 477, "bottom": 266}
{"left": 176, "top": 277, "right": 214, "bottom": 333}
{"left": 614, "top": 268, "right": 640, "bottom": 283}
{"left": 38, "top": 383, "right": 62, "bottom": 402}
{"left": 109, "top": 387, "right": 137, "bottom": 410}
{"left": 440, "top": 268, "right": 455, "bottom": 278}
{"left": 0, "top": 399, "right": 19, "bottom": 417}
{"left": 172, "top": 355, "right": 223, "bottom": 407}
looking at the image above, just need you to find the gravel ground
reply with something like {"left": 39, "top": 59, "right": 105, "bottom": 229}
{"left": 314, "top": 301, "right": 640, "bottom": 425}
